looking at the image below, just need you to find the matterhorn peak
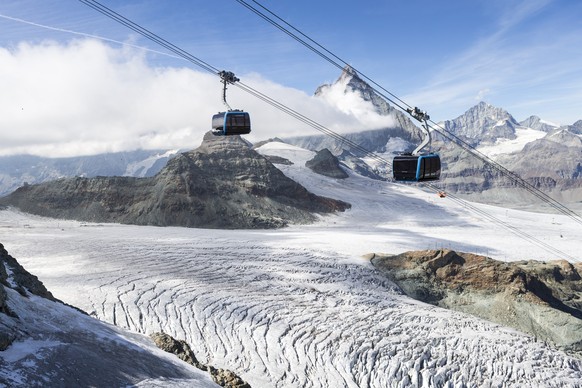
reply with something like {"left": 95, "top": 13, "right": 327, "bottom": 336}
{"left": 338, "top": 64, "right": 358, "bottom": 81}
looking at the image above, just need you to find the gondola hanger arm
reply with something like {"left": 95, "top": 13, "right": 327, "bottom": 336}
{"left": 406, "top": 107, "right": 432, "bottom": 155}
{"left": 219, "top": 70, "right": 240, "bottom": 111}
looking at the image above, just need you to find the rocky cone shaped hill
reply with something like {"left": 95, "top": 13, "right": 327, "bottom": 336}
{"left": 0, "top": 133, "right": 350, "bottom": 229}
{"left": 305, "top": 148, "right": 349, "bottom": 179}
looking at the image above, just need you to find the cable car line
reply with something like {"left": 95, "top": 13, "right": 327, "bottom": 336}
{"left": 426, "top": 119, "right": 582, "bottom": 224}
{"left": 78, "top": 0, "right": 219, "bottom": 76}
{"left": 234, "top": 0, "right": 413, "bottom": 114}
{"left": 236, "top": 0, "right": 442, "bottom": 182}
{"left": 78, "top": 0, "right": 578, "bottom": 261}
{"left": 235, "top": 0, "right": 582, "bottom": 227}
{"left": 393, "top": 108, "right": 441, "bottom": 182}
{"left": 77, "top": 1, "right": 390, "bottom": 164}
{"left": 424, "top": 183, "right": 577, "bottom": 262}
{"left": 233, "top": 81, "right": 392, "bottom": 166}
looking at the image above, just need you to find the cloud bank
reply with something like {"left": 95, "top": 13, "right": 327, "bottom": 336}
{"left": 0, "top": 39, "right": 393, "bottom": 157}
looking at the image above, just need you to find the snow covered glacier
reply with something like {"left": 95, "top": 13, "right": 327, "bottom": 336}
{"left": 1, "top": 142, "right": 581, "bottom": 387}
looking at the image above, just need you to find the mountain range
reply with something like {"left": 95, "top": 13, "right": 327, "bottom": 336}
{"left": 295, "top": 67, "right": 582, "bottom": 210}
{"left": 1, "top": 65, "right": 581, "bottom": 211}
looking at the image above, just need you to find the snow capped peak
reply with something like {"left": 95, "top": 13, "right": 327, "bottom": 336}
{"left": 339, "top": 64, "right": 358, "bottom": 81}
{"left": 314, "top": 65, "right": 403, "bottom": 122}
{"left": 443, "top": 101, "right": 519, "bottom": 146}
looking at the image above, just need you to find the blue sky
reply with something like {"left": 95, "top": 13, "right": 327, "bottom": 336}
{"left": 1, "top": 0, "right": 581, "bottom": 156}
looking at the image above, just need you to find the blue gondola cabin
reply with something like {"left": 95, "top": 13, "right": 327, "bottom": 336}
{"left": 212, "top": 110, "right": 251, "bottom": 136}
{"left": 393, "top": 153, "right": 441, "bottom": 182}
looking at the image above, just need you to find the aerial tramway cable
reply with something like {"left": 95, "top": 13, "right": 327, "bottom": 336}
{"left": 77, "top": 0, "right": 578, "bottom": 261}
{"left": 234, "top": 0, "right": 582, "bottom": 227}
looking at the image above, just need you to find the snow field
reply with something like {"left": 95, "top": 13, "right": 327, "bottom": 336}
{"left": 0, "top": 141, "right": 581, "bottom": 386}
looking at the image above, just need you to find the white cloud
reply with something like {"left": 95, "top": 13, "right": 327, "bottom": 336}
{"left": 314, "top": 76, "right": 396, "bottom": 130}
{"left": 0, "top": 39, "right": 395, "bottom": 157}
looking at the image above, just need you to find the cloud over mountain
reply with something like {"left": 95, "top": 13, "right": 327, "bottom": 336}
{"left": 0, "top": 39, "right": 395, "bottom": 157}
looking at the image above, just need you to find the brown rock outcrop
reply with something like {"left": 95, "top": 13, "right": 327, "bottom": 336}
{"left": 151, "top": 332, "right": 251, "bottom": 388}
{"left": 371, "top": 250, "right": 582, "bottom": 355}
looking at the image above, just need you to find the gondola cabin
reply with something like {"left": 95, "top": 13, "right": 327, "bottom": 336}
{"left": 393, "top": 153, "right": 441, "bottom": 182}
{"left": 211, "top": 110, "right": 251, "bottom": 136}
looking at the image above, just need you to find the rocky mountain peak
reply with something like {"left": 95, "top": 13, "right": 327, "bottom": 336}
{"left": 569, "top": 120, "right": 582, "bottom": 134}
{"left": 519, "top": 115, "right": 559, "bottom": 132}
{"left": 338, "top": 64, "right": 357, "bottom": 82}
{"left": 311, "top": 65, "right": 422, "bottom": 148}
{"left": 442, "top": 101, "right": 519, "bottom": 146}
{"left": 0, "top": 134, "right": 350, "bottom": 229}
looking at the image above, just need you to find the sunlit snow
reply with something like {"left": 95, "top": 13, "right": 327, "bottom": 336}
{"left": 0, "top": 141, "right": 580, "bottom": 387}
{"left": 477, "top": 127, "right": 547, "bottom": 158}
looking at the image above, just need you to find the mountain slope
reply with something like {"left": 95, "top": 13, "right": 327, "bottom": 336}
{"left": 0, "top": 243, "right": 218, "bottom": 387}
{"left": 520, "top": 115, "right": 559, "bottom": 132}
{"left": 0, "top": 133, "right": 349, "bottom": 228}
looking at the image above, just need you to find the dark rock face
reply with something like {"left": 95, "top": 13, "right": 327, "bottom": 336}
{"left": 151, "top": 332, "right": 206, "bottom": 370}
{"left": 371, "top": 250, "right": 582, "bottom": 355}
{"left": 1, "top": 243, "right": 60, "bottom": 350}
{"left": 0, "top": 243, "right": 56, "bottom": 302}
{"left": 305, "top": 148, "right": 349, "bottom": 179}
{"left": 262, "top": 155, "right": 293, "bottom": 165}
{"left": 0, "top": 134, "right": 350, "bottom": 229}
{"left": 152, "top": 332, "right": 251, "bottom": 388}
{"left": 338, "top": 150, "right": 385, "bottom": 181}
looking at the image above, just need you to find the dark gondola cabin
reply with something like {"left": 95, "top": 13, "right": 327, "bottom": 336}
{"left": 212, "top": 110, "right": 251, "bottom": 136}
{"left": 393, "top": 153, "right": 441, "bottom": 182}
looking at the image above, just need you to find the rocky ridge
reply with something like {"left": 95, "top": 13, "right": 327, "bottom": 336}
{"left": 519, "top": 115, "right": 559, "bottom": 133}
{"left": 370, "top": 250, "right": 582, "bottom": 355}
{"left": 0, "top": 133, "right": 350, "bottom": 229}
{"left": 0, "top": 149, "right": 176, "bottom": 197}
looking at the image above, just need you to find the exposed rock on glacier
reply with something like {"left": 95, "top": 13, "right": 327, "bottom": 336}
{"left": 371, "top": 250, "right": 582, "bottom": 355}
{"left": 152, "top": 332, "right": 251, "bottom": 388}
{"left": 0, "top": 133, "right": 350, "bottom": 229}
